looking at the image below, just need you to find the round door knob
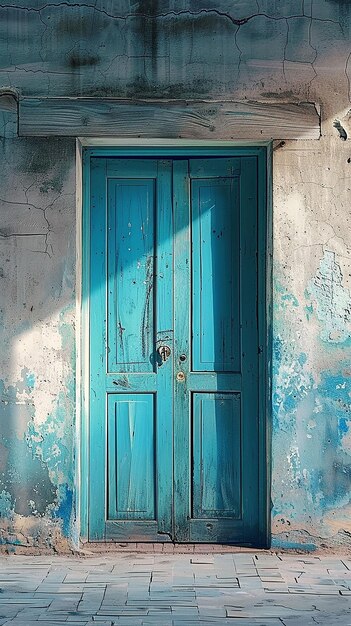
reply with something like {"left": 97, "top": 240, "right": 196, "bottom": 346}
{"left": 157, "top": 345, "right": 171, "bottom": 362}
{"left": 176, "top": 371, "right": 185, "bottom": 382}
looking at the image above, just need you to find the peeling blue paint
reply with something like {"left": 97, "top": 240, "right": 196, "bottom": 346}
{"left": 273, "top": 266, "right": 351, "bottom": 545}
{"left": 0, "top": 490, "right": 14, "bottom": 519}
{"left": 281, "top": 293, "right": 299, "bottom": 307}
{"left": 0, "top": 371, "right": 56, "bottom": 517}
{"left": 272, "top": 335, "right": 313, "bottom": 432}
{"left": 339, "top": 417, "right": 348, "bottom": 434}
{"left": 273, "top": 333, "right": 351, "bottom": 512}
{"left": 274, "top": 277, "right": 300, "bottom": 310}
{"left": 25, "top": 372, "right": 35, "bottom": 391}
{"left": 26, "top": 389, "right": 74, "bottom": 534}
{"left": 307, "top": 250, "right": 351, "bottom": 344}
{"left": 305, "top": 302, "right": 314, "bottom": 321}
{"left": 0, "top": 351, "right": 74, "bottom": 542}
{"left": 20, "top": 308, "right": 76, "bottom": 538}
{"left": 271, "top": 537, "right": 317, "bottom": 552}
{"left": 54, "top": 485, "right": 73, "bottom": 537}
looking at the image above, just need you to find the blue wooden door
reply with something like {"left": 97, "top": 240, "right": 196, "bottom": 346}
{"left": 88, "top": 155, "right": 262, "bottom": 544}
{"left": 173, "top": 158, "right": 260, "bottom": 543}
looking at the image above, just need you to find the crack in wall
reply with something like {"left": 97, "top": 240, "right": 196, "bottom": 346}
{"left": 0, "top": 4, "right": 343, "bottom": 27}
{"left": 307, "top": 0, "right": 318, "bottom": 97}
{"left": 345, "top": 50, "right": 351, "bottom": 104}
{"left": 0, "top": 2, "right": 348, "bottom": 104}
{"left": 0, "top": 194, "right": 58, "bottom": 256}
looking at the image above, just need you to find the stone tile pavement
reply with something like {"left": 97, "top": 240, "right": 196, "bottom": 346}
{"left": 0, "top": 550, "right": 351, "bottom": 625}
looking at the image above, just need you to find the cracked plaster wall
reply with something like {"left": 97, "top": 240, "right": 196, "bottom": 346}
{"left": 0, "top": 0, "right": 351, "bottom": 550}
{"left": 0, "top": 137, "right": 76, "bottom": 550}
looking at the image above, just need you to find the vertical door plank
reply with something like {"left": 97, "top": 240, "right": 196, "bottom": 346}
{"left": 240, "top": 156, "right": 260, "bottom": 536}
{"left": 173, "top": 160, "right": 191, "bottom": 542}
{"left": 89, "top": 157, "right": 108, "bottom": 540}
{"left": 155, "top": 160, "right": 173, "bottom": 536}
{"left": 258, "top": 146, "right": 271, "bottom": 547}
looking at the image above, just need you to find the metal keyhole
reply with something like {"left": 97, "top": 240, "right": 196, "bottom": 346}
{"left": 158, "top": 345, "right": 171, "bottom": 362}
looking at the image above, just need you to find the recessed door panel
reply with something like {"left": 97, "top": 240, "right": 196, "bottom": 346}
{"left": 191, "top": 178, "right": 240, "bottom": 372}
{"left": 192, "top": 393, "right": 241, "bottom": 520}
{"left": 107, "top": 179, "right": 155, "bottom": 373}
{"left": 107, "top": 394, "right": 155, "bottom": 520}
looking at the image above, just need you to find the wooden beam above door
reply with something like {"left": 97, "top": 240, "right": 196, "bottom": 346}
{"left": 18, "top": 98, "right": 320, "bottom": 140}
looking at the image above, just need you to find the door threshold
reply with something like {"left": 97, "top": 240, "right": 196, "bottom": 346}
{"left": 81, "top": 542, "right": 269, "bottom": 554}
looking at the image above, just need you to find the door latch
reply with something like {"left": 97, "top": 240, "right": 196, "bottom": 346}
{"left": 157, "top": 345, "right": 171, "bottom": 363}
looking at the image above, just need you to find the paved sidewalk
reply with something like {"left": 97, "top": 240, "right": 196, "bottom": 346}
{"left": 0, "top": 551, "right": 350, "bottom": 625}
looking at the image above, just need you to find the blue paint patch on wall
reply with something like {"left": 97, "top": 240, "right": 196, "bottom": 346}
{"left": 6, "top": 438, "right": 56, "bottom": 516}
{"left": 339, "top": 417, "right": 348, "bottom": 433}
{"left": 0, "top": 344, "right": 74, "bottom": 543}
{"left": 0, "top": 371, "right": 57, "bottom": 517}
{"left": 305, "top": 302, "right": 314, "bottom": 321}
{"left": 272, "top": 263, "right": 351, "bottom": 545}
{"left": 271, "top": 537, "right": 317, "bottom": 552}
{"left": 316, "top": 372, "right": 351, "bottom": 447}
{"left": 281, "top": 293, "right": 299, "bottom": 307}
{"left": 273, "top": 347, "right": 351, "bottom": 504}
{"left": 272, "top": 335, "right": 313, "bottom": 432}
{"left": 0, "top": 490, "right": 14, "bottom": 519}
{"left": 298, "top": 353, "right": 307, "bottom": 366}
{"left": 25, "top": 372, "right": 35, "bottom": 391}
{"left": 26, "top": 390, "right": 74, "bottom": 488}
{"left": 307, "top": 250, "right": 351, "bottom": 344}
{"left": 54, "top": 485, "right": 73, "bottom": 537}
{"left": 273, "top": 311, "right": 351, "bottom": 536}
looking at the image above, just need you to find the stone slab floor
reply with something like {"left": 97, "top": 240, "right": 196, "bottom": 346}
{"left": 0, "top": 551, "right": 351, "bottom": 625}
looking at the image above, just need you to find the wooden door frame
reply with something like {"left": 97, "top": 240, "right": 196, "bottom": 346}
{"left": 78, "top": 142, "right": 272, "bottom": 548}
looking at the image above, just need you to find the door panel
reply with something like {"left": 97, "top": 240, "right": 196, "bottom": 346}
{"left": 107, "top": 179, "right": 156, "bottom": 373}
{"left": 107, "top": 394, "right": 155, "bottom": 520}
{"left": 173, "top": 157, "right": 259, "bottom": 543}
{"left": 192, "top": 393, "right": 241, "bottom": 519}
{"left": 89, "top": 158, "right": 173, "bottom": 541}
{"left": 88, "top": 154, "right": 263, "bottom": 545}
{"left": 191, "top": 178, "right": 240, "bottom": 372}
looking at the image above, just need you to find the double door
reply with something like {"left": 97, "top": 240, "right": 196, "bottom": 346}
{"left": 88, "top": 155, "right": 263, "bottom": 544}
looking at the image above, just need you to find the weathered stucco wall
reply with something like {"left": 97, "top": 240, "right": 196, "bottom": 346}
{"left": 0, "top": 137, "right": 76, "bottom": 549}
{"left": 0, "top": 0, "right": 350, "bottom": 550}
{"left": 272, "top": 139, "right": 351, "bottom": 550}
